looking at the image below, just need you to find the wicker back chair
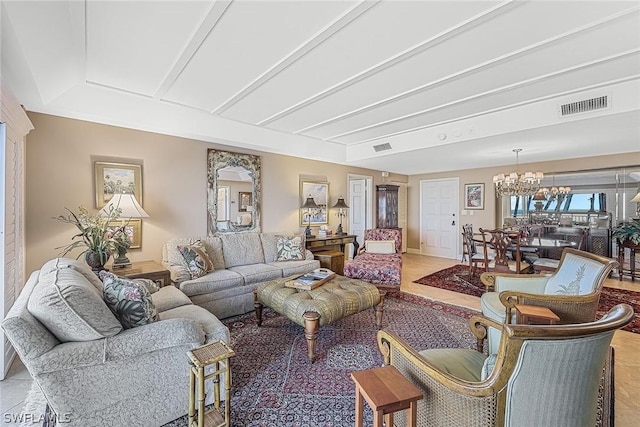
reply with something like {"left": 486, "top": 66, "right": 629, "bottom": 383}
{"left": 377, "top": 304, "right": 633, "bottom": 427}
{"left": 480, "top": 248, "right": 618, "bottom": 354}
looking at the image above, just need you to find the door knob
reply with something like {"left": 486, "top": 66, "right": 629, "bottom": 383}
{"left": 451, "top": 220, "right": 456, "bottom": 226}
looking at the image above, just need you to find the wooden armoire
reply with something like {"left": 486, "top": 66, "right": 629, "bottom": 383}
{"left": 376, "top": 184, "right": 399, "bottom": 229}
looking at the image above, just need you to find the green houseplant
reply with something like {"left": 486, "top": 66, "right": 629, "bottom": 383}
{"left": 54, "top": 205, "right": 125, "bottom": 271}
{"left": 612, "top": 218, "right": 640, "bottom": 247}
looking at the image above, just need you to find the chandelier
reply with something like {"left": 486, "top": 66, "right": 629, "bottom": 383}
{"left": 540, "top": 175, "right": 571, "bottom": 199}
{"left": 492, "top": 149, "right": 544, "bottom": 197}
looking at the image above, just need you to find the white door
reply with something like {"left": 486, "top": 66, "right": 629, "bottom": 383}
{"left": 348, "top": 176, "right": 372, "bottom": 259}
{"left": 420, "top": 178, "right": 459, "bottom": 258}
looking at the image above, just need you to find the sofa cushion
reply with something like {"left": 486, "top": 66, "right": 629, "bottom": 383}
{"left": 178, "top": 241, "right": 213, "bottom": 279}
{"left": 229, "top": 264, "right": 282, "bottom": 285}
{"left": 40, "top": 258, "right": 105, "bottom": 292}
{"left": 100, "top": 271, "right": 159, "bottom": 329}
{"left": 179, "top": 269, "right": 245, "bottom": 297}
{"left": 419, "top": 348, "right": 487, "bottom": 382}
{"left": 28, "top": 268, "right": 122, "bottom": 342}
{"left": 268, "top": 259, "right": 321, "bottom": 277}
{"left": 364, "top": 240, "right": 396, "bottom": 254}
{"left": 151, "top": 285, "right": 193, "bottom": 313}
{"left": 163, "top": 236, "right": 224, "bottom": 283}
{"left": 220, "top": 232, "right": 265, "bottom": 267}
{"left": 160, "top": 305, "right": 229, "bottom": 343}
{"left": 276, "top": 235, "right": 305, "bottom": 261}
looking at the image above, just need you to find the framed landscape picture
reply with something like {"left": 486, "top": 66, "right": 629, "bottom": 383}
{"left": 464, "top": 183, "right": 484, "bottom": 210}
{"left": 95, "top": 161, "right": 142, "bottom": 209}
{"left": 300, "top": 180, "right": 329, "bottom": 226}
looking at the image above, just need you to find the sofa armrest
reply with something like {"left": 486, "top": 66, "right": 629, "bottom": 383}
{"left": 30, "top": 318, "right": 204, "bottom": 375}
{"left": 305, "top": 249, "right": 315, "bottom": 260}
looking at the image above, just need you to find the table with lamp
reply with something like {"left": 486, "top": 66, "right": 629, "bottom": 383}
{"left": 302, "top": 194, "right": 358, "bottom": 274}
{"left": 101, "top": 193, "right": 171, "bottom": 286}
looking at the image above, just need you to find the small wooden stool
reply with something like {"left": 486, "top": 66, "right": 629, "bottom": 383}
{"left": 187, "top": 340, "right": 235, "bottom": 427}
{"left": 515, "top": 304, "right": 560, "bottom": 325}
{"left": 350, "top": 365, "right": 423, "bottom": 427}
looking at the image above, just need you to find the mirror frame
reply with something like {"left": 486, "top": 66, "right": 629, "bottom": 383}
{"left": 207, "top": 149, "right": 261, "bottom": 235}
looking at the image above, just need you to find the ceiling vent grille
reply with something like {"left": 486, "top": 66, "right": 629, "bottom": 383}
{"left": 560, "top": 96, "right": 608, "bottom": 116}
{"left": 373, "top": 143, "right": 392, "bottom": 152}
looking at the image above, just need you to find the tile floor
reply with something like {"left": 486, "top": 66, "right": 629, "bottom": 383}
{"left": 1, "top": 253, "right": 638, "bottom": 426}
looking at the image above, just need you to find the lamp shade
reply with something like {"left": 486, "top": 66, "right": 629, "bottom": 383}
{"left": 332, "top": 196, "right": 349, "bottom": 209}
{"left": 102, "top": 193, "right": 149, "bottom": 218}
{"left": 301, "top": 195, "right": 319, "bottom": 209}
{"left": 532, "top": 191, "right": 547, "bottom": 201}
{"left": 631, "top": 192, "right": 640, "bottom": 203}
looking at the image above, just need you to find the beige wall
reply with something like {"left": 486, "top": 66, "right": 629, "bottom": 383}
{"left": 25, "top": 112, "right": 407, "bottom": 273}
{"left": 407, "top": 152, "right": 640, "bottom": 251}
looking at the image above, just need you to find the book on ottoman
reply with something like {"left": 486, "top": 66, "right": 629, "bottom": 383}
{"left": 285, "top": 268, "right": 336, "bottom": 290}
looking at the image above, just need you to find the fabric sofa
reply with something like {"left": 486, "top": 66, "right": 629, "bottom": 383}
{"left": 344, "top": 228, "right": 403, "bottom": 287}
{"left": 162, "top": 232, "right": 320, "bottom": 319}
{"left": 1, "top": 258, "right": 229, "bottom": 427}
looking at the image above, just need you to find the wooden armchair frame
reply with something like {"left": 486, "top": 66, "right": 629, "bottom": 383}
{"left": 377, "top": 304, "right": 633, "bottom": 427}
{"left": 481, "top": 248, "right": 618, "bottom": 324}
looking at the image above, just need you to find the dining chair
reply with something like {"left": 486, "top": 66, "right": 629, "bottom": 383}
{"left": 532, "top": 228, "right": 587, "bottom": 273}
{"left": 461, "top": 224, "right": 493, "bottom": 276}
{"left": 478, "top": 228, "right": 531, "bottom": 274}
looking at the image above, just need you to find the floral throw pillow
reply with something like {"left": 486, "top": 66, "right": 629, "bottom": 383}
{"left": 99, "top": 271, "right": 159, "bottom": 329}
{"left": 276, "top": 235, "right": 305, "bottom": 261}
{"left": 178, "top": 240, "right": 213, "bottom": 279}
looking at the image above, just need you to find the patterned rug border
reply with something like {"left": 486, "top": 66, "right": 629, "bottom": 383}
{"left": 413, "top": 264, "right": 640, "bottom": 334}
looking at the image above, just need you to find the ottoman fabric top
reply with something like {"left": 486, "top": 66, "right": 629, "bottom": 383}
{"left": 256, "top": 275, "right": 381, "bottom": 327}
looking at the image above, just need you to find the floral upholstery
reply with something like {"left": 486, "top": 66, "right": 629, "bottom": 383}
{"left": 344, "top": 228, "right": 402, "bottom": 287}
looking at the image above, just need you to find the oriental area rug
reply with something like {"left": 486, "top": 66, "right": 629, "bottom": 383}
{"left": 23, "top": 293, "right": 476, "bottom": 427}
{"left": 413, "top": 264, "right": 640, "bottom": 334}
{"left": 22, "top": 290, "right": 613, "bottom": 427}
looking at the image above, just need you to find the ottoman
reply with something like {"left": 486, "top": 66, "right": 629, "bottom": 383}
{"left": 254, "top": 275, "right": 385, "bottom": 362}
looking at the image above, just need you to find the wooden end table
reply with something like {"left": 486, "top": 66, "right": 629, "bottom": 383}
{"left": 313, "top": 250, "right": 345, "bottom": 275}
{"left": 351, "top": 365, "right": 423, "bottom": 427}
{"left": 515, "top": 304, "right": 560, "bottom": 325}
{"left": 113, "top": 260, "right": 171, "bottom": 287}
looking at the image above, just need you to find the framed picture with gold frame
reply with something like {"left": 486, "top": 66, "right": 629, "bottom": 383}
{"left": 107, "top": 219, "right": 142, "bottom": 249}
{"left": 95, "top": 161, "right": 142, "bottom": 209}
{"left": 299, "top": 180, "right": 329, "bottom": 226}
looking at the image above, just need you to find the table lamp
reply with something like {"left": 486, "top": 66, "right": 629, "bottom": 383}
{"left": 301, "top": 194, "right": 319, "bottom": 238}
{"left": 101, "top": 193, "right": 149, "bottom": 268}
{"left": 532, "top": 191, "right": 546, "bottom": 212}
{"left": 332, "top": 196, "right": 349, "bottom": 235}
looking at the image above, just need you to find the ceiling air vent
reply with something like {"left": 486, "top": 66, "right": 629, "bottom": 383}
{"left": 373, "top": 143, "right": 392, "bottom": 152}
{"left": 559, "top": 95, "right": 608, "bottom": 117}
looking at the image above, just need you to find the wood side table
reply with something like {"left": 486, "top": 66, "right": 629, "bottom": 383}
{"left": 515, "top": 304, "right": 560, "bottom": 325}
{"left": 113, "top": 260, "right": 171, "bottom": 287}
{"left": 313, "top": 250, "right": 345, "bottom": 275}
{"left": 351, "top": 365, "right": 423, "bottom": 427}
{"left": 305, "top": 234, "right": 359, "bottom": 259}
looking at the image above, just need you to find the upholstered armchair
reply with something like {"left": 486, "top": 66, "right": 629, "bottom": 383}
{"left": 377, "top": 304, "right": 633, "bottom": 427}
{"left": 344, "top": 228, "right": 402, "bottom": 287}
{"left": 480, "top": 248, "right": 618, "bottom": 353}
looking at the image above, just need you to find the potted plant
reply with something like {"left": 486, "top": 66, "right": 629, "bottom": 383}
{"left": 612, "top": 218, "right": 640, "bottom": 247}
{"left": 54, "top": 205, "right": 125, "bottom": 272}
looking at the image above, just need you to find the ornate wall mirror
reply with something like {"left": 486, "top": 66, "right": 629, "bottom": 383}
{"left": 207, "top": 149, "right": 261, "bottom": 235}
